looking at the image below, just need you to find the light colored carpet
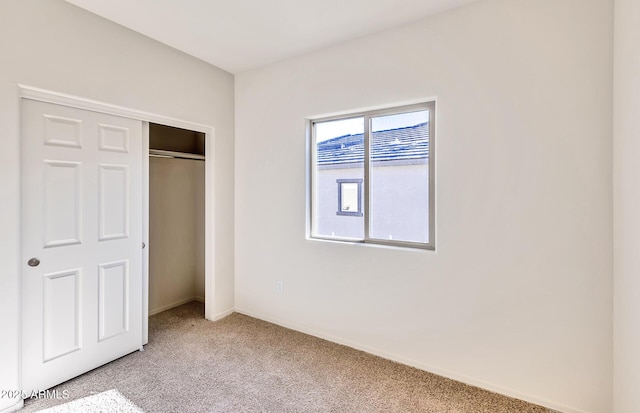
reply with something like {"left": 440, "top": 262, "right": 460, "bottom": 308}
{"left": 23, "top": 302, "right": 551, "bottom": 412}
{"left": 35, "top": 389, "right": 142, "bottom": 413}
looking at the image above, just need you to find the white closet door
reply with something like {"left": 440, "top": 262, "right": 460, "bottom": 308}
{"left": 21, "top": 99, "right": 143, "bottom": 392}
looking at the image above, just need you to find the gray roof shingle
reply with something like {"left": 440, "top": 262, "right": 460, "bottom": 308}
{"left": 317, "top": 122, "right": 429, "bottom": 166}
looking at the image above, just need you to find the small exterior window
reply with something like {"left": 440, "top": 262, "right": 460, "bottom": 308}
{"left": 337, "top": 179, "right": 363, "bottom": 216}
{"left": 309, "top": 102, "right": 435, "bottom": 249}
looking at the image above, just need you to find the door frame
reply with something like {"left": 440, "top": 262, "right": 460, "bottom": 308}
{"left": 18, "top": 84, "right": 217, "bottom": 348}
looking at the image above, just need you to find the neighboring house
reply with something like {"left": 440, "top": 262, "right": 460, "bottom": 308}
{"left": 316, "top": 123, "right": 429, "bottom": 242}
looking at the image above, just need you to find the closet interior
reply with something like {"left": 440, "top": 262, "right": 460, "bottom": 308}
{"left": 148, "top": 123, "right": 205, "bottom": 317}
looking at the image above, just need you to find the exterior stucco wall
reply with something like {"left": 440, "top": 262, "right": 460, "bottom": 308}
{"left": 315, "top": 162, "right": 429, "bottom": 242}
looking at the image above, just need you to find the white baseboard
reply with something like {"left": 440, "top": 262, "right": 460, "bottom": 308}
{"left": 234, "top": 307, "right": 580, "bottom": 413}
{"left": 209, "top": 307, "right": 234, "bottom": 321}
{"left": 0, "top": 399, "right": 23, "bottom": 413}
{"left": 149, "top": 297, "right": 203, "bottom": 316}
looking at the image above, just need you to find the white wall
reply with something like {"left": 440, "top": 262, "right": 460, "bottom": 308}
{"left": 0, "top": 1, "right": 234, "bottom": 411}
{"left": 149, "top": 157, "right": 205, "bottom": 315}
{"left": 235, "top": 1, "right": 613, "bottom": 412}
{"left": 613, "top": 0, "right": 640, "bottom": 411}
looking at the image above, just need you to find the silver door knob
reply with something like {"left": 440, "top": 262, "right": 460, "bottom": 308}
{"left": 27, "top": 258, "right": 40, "bottom": 267}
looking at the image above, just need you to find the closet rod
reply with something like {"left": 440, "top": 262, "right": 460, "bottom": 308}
{"left": 149, "top": 149, "right": 205, "bottom": 161}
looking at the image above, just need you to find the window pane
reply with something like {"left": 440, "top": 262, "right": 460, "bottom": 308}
{"left": 313, "top": 117, "right": 364, "bottom": 239}
{"left": 369, "top": 110, "right": 429, "bottom": 243}
{"left": 340, "top": 183, "right": 358, "bottom": 212}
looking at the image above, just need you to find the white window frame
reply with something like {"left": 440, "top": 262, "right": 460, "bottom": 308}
{"left": 308, "top": 101, "right": 436, "bottom": 250}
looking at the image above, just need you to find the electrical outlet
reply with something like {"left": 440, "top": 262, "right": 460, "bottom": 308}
{"left": 276, "top": 281, "right": 284, "bottom": 294}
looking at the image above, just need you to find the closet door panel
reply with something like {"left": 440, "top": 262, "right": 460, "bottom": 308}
{"left": 21, "top": 99, "right": 143, "bottom": 393}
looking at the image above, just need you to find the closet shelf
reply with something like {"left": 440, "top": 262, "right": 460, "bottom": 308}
{"left": 149, "top": 149, "right": 205, "bottom": 161}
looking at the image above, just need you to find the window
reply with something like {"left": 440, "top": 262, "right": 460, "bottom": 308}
{"left": 336, "top": 179, "right": 363, "bottom": 216}
{"left": 309, "top": 102, "right": 435, "bottom": 249}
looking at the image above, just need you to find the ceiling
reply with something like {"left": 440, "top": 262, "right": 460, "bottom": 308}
{"left": 65, "top": 0, "right": 479, "bottom": 74}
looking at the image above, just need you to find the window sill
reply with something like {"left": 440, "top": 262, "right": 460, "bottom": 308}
{"left": 306, "top": 235, "right": 435, "bottom": 252}
{"left": 336, "top": 211, "right": 363, "bottom": 217}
